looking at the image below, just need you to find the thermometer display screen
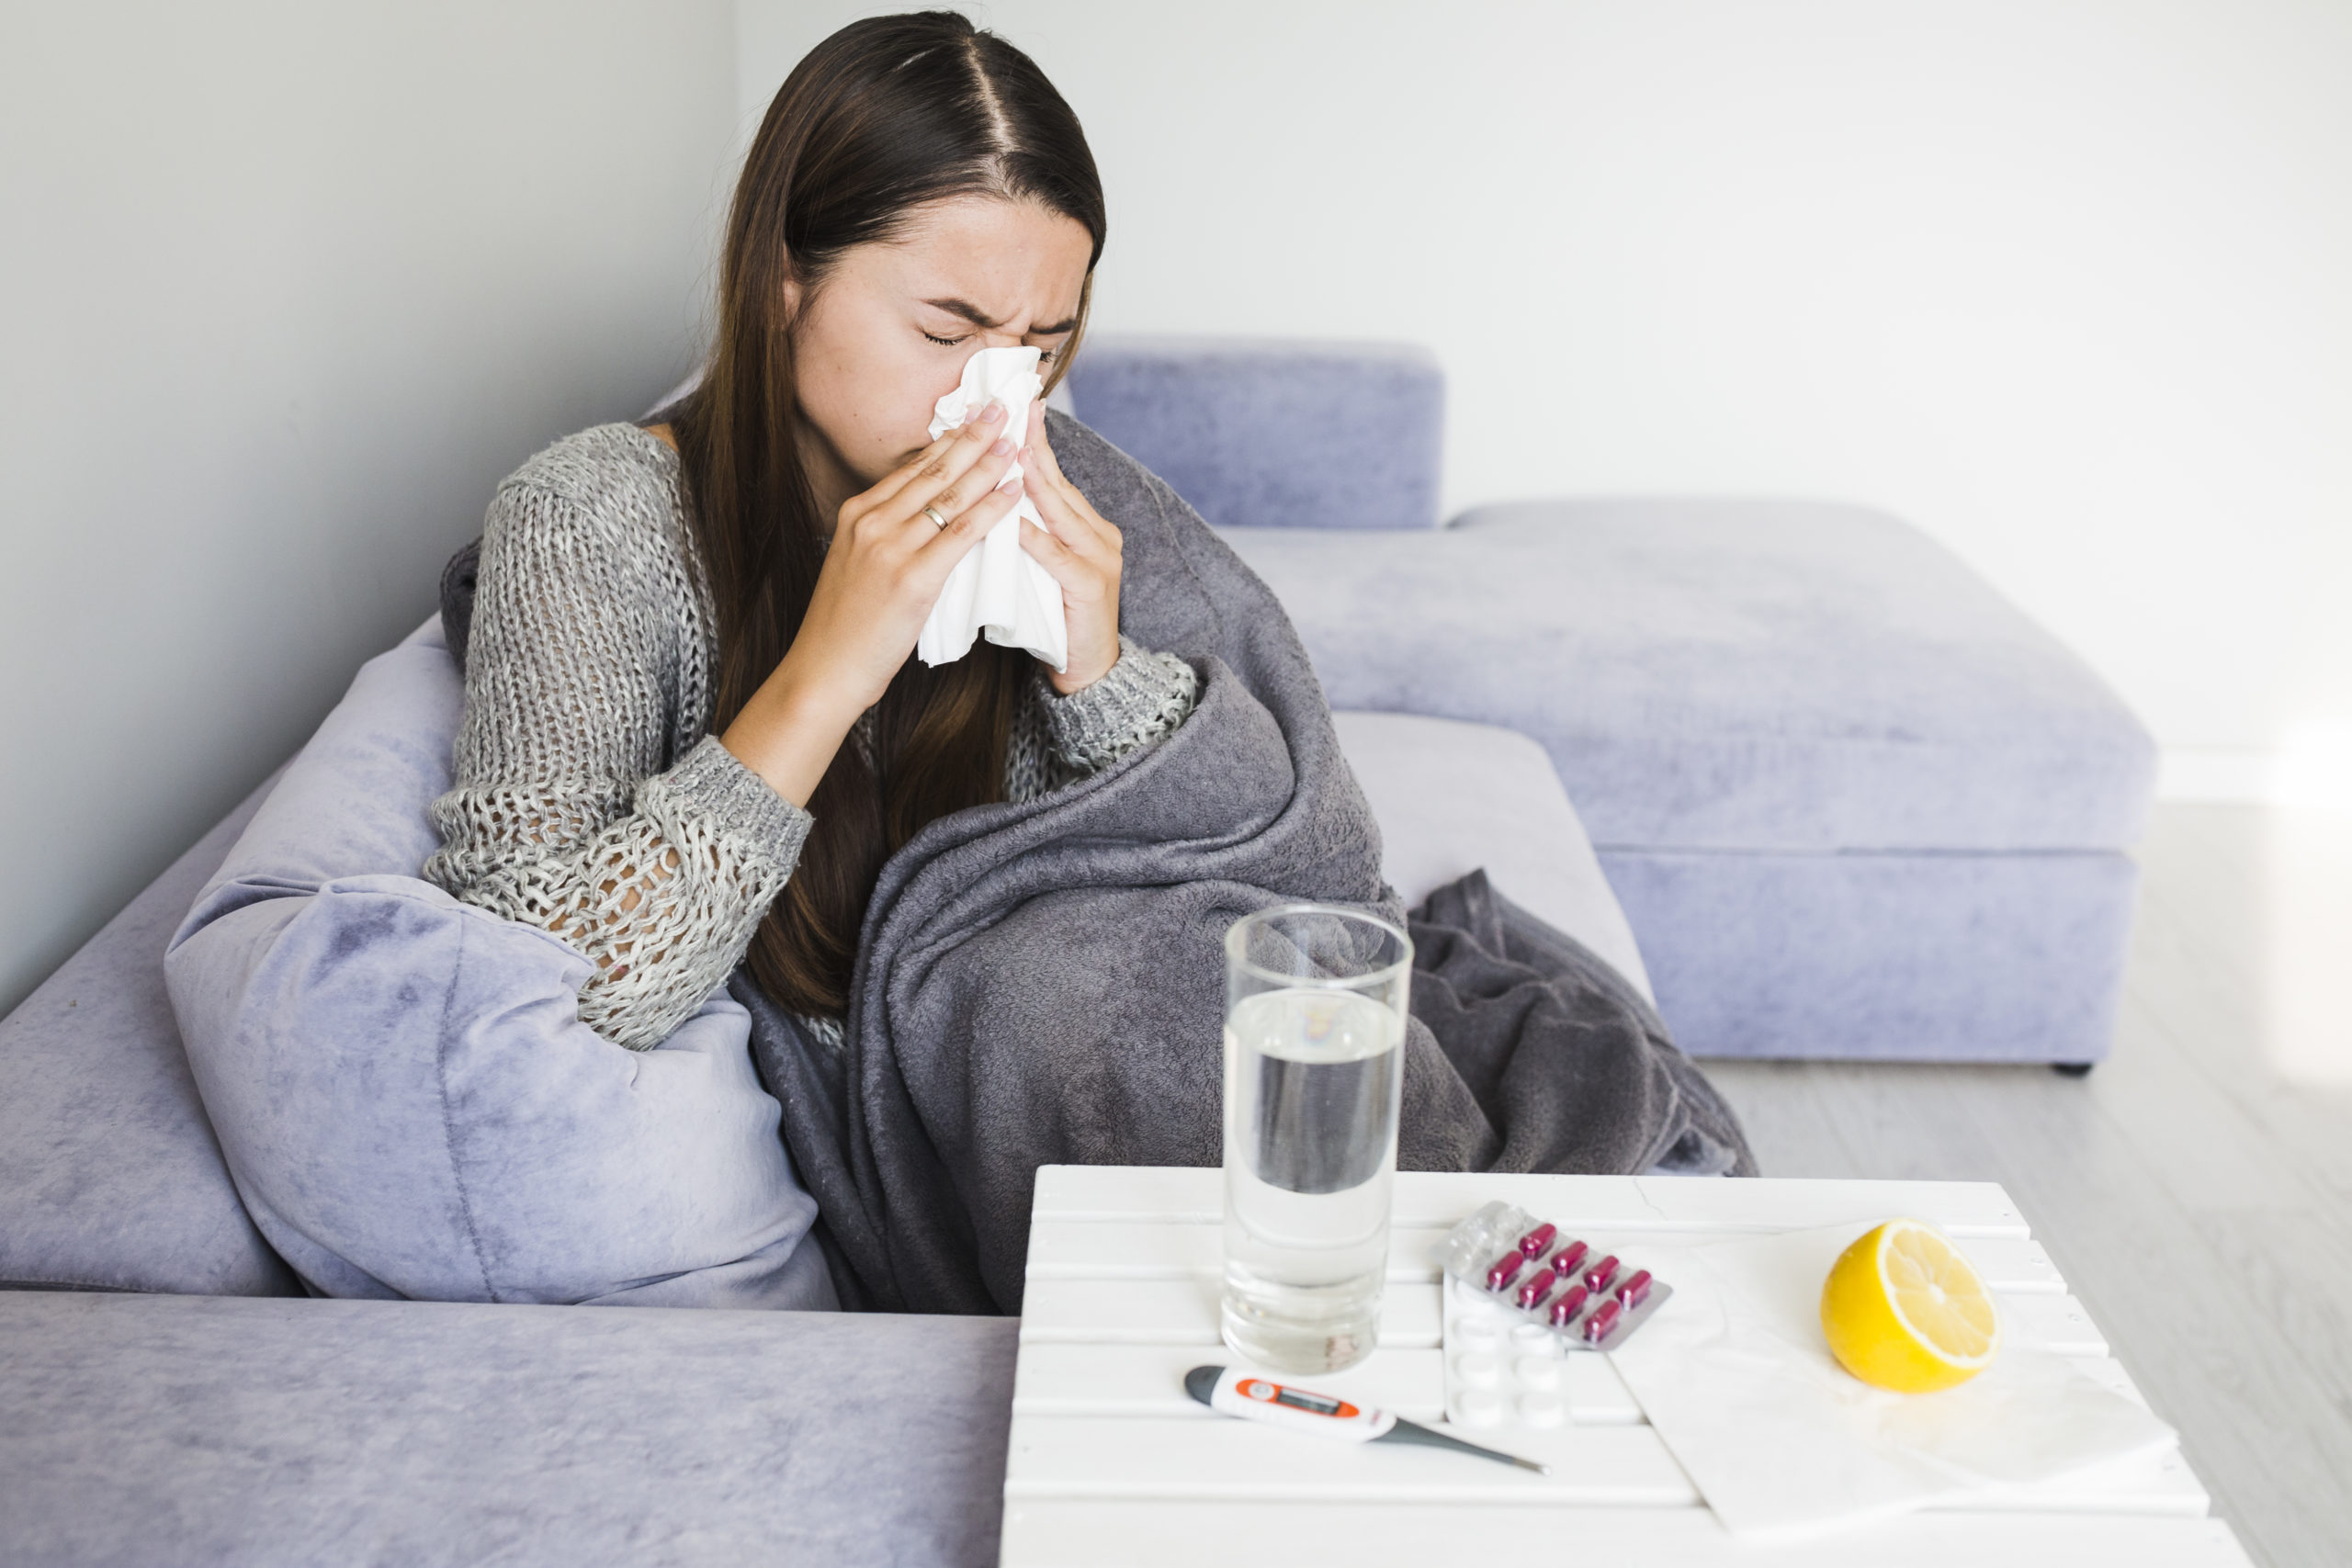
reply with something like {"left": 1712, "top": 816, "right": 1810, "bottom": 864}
{"left": 1236, "top": 1376, "right": 1361, "bottom": 1419}
{"left": 1274, "top": 1388, "right": 1341, "bottom": 1415}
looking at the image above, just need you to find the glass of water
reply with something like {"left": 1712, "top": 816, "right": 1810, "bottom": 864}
{"left": 1220, "top": 904, "right": 1412, "bottom": 1374}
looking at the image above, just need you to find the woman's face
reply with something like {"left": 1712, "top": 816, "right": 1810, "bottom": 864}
{"left": 786, "top": 194, "right": 1093, "bottom": 508}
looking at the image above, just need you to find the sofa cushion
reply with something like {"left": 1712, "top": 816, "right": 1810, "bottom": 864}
{"left": 0, "top": 1291, "right": 1014, "bottom": 1567}
{"left": 1330, "top": 710, "right": 1653, "bottom": 1003}
{"left": 0, "top": 771, "right": 300, "bottom": 1297}
{"left": 163, "top": 615, "right": 833, "bottom": 1310}
{"left": 1067, "top": 335, "right": 1444, "bottom": 530}
{"left": 1221, "top": 499, "right": 2158, "bottom": 854}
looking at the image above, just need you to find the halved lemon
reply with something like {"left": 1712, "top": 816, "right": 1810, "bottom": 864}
{"left": 1819, "top": 1218, "right": 2001, "bottom": 1393}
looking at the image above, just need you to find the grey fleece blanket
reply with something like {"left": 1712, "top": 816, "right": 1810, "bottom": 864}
{"left": 700, "top": 411, "right": 1755, "bottom": 1316}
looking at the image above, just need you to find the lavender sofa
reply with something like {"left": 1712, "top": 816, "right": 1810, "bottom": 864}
{"left": 0, "top": 619, "right": 1642, "bottom": 1566}
{"left": 0, "top": 336, "right": 2154, "bottom": 1563}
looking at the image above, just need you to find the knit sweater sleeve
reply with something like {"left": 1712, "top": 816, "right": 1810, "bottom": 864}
{"left": 1007, "top": 632, "right": 1200, "bottom": 800}
{"left": 420, "top": 477, "right": 812, "bottom": 1053}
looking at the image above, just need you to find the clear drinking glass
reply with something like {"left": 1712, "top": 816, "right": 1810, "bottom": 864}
{"left": 1220, "top": 904, "right": 1412, "bottom": 1374}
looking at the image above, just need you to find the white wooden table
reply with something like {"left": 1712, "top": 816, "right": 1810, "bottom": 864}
{"left": 1001, "top": 1166, "right": 2253, "bottom": 1566}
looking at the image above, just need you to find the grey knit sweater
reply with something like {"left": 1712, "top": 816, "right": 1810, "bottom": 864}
{"left": 421, "top": 423, "right": 1199, "bottom": 1053}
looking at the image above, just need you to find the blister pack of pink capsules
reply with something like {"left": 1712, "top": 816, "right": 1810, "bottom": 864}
{"left": 1442, "top": 1200, "right": 1672, "bottom": 1350}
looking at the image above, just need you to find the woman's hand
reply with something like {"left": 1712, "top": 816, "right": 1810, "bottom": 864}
{"left": 795, "top": 399, "right": 1028, "bottom": 710}
{"left": 719, "top": 402, "right": 1023, "bottom": 805}
{"left": 1017, "top": 409, "right": 1124, "bottom": 693}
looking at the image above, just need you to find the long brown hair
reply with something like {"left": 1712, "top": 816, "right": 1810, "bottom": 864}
{"left": 673, "top": 12, "right": 1105, "bottom": 1018}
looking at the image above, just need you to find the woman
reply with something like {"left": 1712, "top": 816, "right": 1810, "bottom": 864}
{"left": 428, "top": 10, "right": 1752, "bottom": 1314}
{"left": 424, "top": 11, "right": 1198, "bottom": 1056}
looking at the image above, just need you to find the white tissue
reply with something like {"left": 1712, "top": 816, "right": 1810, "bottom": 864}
{"left": 1606, "top": 1224, "right": 2180, "bottom": 1540}
{"left": 914, "top": 346, "right": 1069, "bottom": 672}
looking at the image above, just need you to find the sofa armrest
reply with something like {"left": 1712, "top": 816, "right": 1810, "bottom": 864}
{"left": 0, "top": 763, "right": 301, "bottom": 1297}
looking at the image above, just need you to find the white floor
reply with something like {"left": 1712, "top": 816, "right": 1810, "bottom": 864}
{"left": 1704, "top": 804, "right": 2352, "bottom": 1568}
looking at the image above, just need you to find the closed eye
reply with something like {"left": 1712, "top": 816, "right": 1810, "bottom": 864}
{"left": 925, "top": 325, "right": 1066, "bottom": 362}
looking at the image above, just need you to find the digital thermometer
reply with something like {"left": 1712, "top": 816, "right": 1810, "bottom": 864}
{"left": 1184, "top": 1365, "right": 1550, "bottom": 1474}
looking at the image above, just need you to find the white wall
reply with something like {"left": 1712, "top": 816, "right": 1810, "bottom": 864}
{"left": 743, "top": 0, "right": 2352, "bottom": 808}
{"left": 0, "top": 2, "right": 737, "bottom": 1017}
{"left": 6, "top": 3, "right": 2340, "bottom": 1017}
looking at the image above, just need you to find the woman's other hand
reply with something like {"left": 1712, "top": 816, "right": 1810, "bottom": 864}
{"left": 719, "top": 401, "right": 1021, "bottom": 804}
{"left": 1018, "top": 409, "right": 1124, "bottom": 693}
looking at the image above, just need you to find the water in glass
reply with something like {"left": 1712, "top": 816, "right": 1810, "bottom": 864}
{"left": 1220, "top": 984, "right": 1405, "bottom": 1372}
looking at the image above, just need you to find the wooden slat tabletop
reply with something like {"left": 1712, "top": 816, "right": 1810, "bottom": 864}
{"left": 1001, "top": 1166, "right": 2253, "bottom": 1567}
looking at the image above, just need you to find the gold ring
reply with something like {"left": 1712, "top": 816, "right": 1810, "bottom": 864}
{"left": 922, "top": 504, "right": 948, "bottom": 529}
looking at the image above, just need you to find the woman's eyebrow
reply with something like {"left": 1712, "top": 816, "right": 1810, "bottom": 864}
{"left": 922, "top": 296, "right": 1079, "bottom": 334}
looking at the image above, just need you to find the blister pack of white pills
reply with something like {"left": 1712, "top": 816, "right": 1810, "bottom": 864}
{"left": 1441, "top": 1200, "right": 1672, "bottom": 1429}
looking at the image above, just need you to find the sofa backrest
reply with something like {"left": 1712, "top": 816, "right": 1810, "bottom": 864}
{"left": 1068, "top": 335, "right": 1444, "bottom": 530}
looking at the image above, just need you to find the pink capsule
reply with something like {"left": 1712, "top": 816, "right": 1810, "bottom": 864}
{"left": 1546, "top": 1283, "right": 1589, "bottom": 1328}
{"left": 1516, "top": 1274, "right": 1555, "bottom": 1311}
{"left": 1615, "top": 1269, "right": 1653, "bottom": 1309}
{"left": 1485, "top": 1251, "right": 1526, "bottom": 1292}
{"left": 1549, "top": 1240, "right": 1589, "bottom": 1278}
{"left": 1583, "top": 1299, "right": 1625, "bottom": 1343}
{"left": 1584, "top": 1254, "right": 1621, "bottom": 1293}
{"left": 1516, "top": 1222, "right": 1558, "bottom": 1258}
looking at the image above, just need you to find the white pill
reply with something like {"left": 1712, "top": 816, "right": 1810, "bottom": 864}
{"left": 1453, "top": 1316, "right": 1502, "bottom": 1348}
{"left": 1456, "top": 1389, "right": 1504, "bottom": 1427}
{"left": 1515, "top": 1355, "right": 1562, "bottom": 1391}
{"left": 1453, "top": 1351, "right": 1502, "bottom": 1389}
{"left": 1510, "top": 1322, "right": 1556, "bottom": 1350}
{"left": 1520, "top": 1391, "right": 1566, "bottom": 1427}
